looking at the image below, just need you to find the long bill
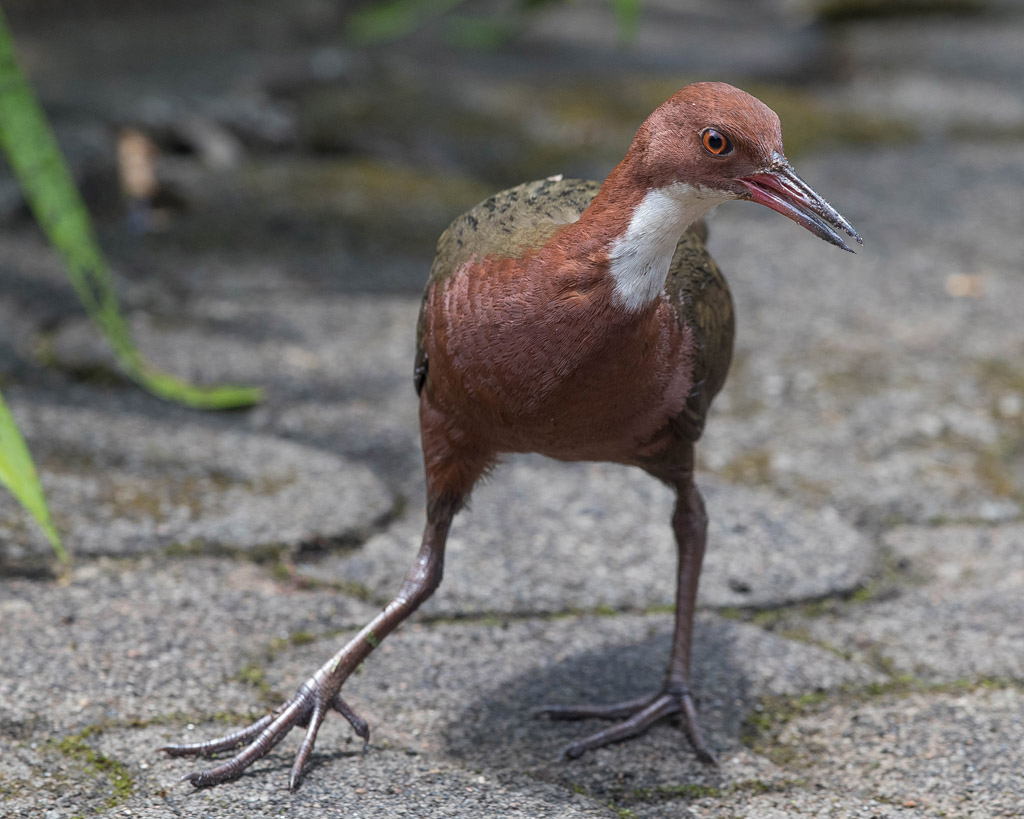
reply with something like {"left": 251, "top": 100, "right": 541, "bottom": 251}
{"left": 738, "top": 153, "right": 863, "bottom": 252}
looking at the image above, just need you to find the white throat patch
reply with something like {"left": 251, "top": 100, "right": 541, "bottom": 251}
{"left": 608, "top": 182, "right": 729, "bottom": 312}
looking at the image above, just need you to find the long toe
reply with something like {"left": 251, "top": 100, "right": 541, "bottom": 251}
{"left": 162, "top": 671, "right": 365, "bottom": 788}
{"left": 546, "top": 686, "right": 717, "bottom": 763}
{"left": 538, "top": 692, "right": 661, "bottom": 723}
{"left": 558, "top": 692, "right": 682, "bottom": 759}
{"left": 160, "top": 713, "right": 277, "bottom": 759}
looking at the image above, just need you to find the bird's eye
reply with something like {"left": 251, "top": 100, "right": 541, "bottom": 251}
{"left": 701, "top": 128, "right": 732, "bottom": 156}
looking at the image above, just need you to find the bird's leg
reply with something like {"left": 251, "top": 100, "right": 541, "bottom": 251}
{"left": 539, "top": 456, "right": 716, "bottom": 764}
{"left": 161, "top": 496, "right": 458, "bottom": 790}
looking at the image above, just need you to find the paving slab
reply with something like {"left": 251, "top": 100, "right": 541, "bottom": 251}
{"left": 0, "top": 389, "right": 393, "bottom": 561}
{"left": 785, "top": 522, "right": 1024, "bottom": 682}
{"left": 734, "top": 686, "right": 1024, "bottom": 819}
{"left": 298, "top": 459, "right": 874, "bottom": 614}
{"left": 1, "top": 556, "right": 878, "bottom": 819}
{"left": 0, "top": 556, "right": 378, "bottom": 733}
{"left": 155, "top": 612, "right": 876, "bottom": 814}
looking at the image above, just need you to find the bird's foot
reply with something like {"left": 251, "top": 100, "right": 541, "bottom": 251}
{"left": 537, "top": 685, "right": 717, "bottom": 763}
{"left": 161, "top": 674, "right": 368, "bottom": 790}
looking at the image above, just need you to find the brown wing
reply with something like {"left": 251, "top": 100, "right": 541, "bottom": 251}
{"left": 662, "top": 229, "right": 735, "bottom": 441}
{"left": 415, "top": 177, "right": 602, "bottom": 395}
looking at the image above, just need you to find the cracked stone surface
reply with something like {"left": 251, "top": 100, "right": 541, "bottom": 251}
{"left": 0, "top": 390, "right": 393, "bottom": 561}
{"left": 724, "top": 687, "right": 1024, "bottom": 819}
{"left": 3, "top": 1, "right": 1024, "bottom": 817}
{"left": 0, "top": 556, "right": 379, "bottom": 732}
{"left": 0, "top": 562, "right": 879, "bottom": 817}
{"left": 781, "top": 523, "right": 1024, "bottom": 683}
{"left": 299, "top": 462, "right": 874, "bottom": 615}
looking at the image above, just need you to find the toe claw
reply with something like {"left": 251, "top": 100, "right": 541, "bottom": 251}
{"left": 332, "top": 694, "right": 371, "bottom": 743}
{"left": 181, "top": 771, "right": 209, "bottom": 788}
{"left": 559, "top": 741, "right": 585, "bottom": 761}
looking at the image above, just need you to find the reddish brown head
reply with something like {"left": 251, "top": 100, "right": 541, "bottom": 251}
{"left": 628, "top": 82, "right": 862, "bottom": 251}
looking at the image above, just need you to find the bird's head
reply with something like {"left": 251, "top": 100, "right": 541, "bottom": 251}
{"left": 633, "top": 82, "right": 862, "bottom": 251}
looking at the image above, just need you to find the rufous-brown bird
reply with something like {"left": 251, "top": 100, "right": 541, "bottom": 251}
{"left": 163, "top": 81, "right": 861, "bottom": 789}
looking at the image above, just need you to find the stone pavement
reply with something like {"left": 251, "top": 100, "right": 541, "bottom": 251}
{"left": 2, "top": 1, "right": 1024, "bottom": 817}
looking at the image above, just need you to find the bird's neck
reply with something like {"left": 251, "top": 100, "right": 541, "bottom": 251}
{"left": 565, "top": 164, "right": 729, "bottom": 313}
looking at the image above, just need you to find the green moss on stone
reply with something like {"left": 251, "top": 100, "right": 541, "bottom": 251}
{"left": 716, "top": 448, "right": 774, "bottom": 486}
{"left": 51, "top": 729, "right": 135, "bottom": 809}
{"left": 975, "top": 447, "right": 1019, "bottom": 498}
{"left": 236, "top": 662, "right": 277, "bottom": 703}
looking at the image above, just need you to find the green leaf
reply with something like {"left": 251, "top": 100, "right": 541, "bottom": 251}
{"left": 0, "top": 387, "right": 67, "bottom": 563}
{"left": 0, "top": 9, "right": 262, "bottom": 411}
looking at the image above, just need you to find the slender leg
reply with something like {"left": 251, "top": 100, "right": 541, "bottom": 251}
{"left": 539, "top": 448, "right": 717, "bottom": 764}
{"left": 161, "top": 496, "right": 459, "bottom": 790}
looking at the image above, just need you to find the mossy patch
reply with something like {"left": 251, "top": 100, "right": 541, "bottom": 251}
{"left": 49, "top": 728, "right": 134, "bottom": 810}
{"left": 976, "top": 358, "right": 1024, "bottom": 394}
{"left": 265, "top": 627, "right": 330, "bottom": 659}
{"left": 817, "top": 350, "right": 896, "bottom": 399}
{"left": 974, "top": 447, "right": 1019, "bottom": 498}
{"left": 240, "top": 156, "right": 491, "bottom": 253}
{"left": 716, "top": 448, "right": 774, "bottom": 486}
{"left": 236, "top": 662, "right": 278, "bottom": 705}
{"left": 741, "top": 689, "right": 840, "bottom": 766}
{"left": 974, "top": 357, "right": 1024, "bottom": 505}
{"left": 741, "top": 676, "right": 1021, "bottom": 767}
{"left": 0, "top": 773, "right": 29, "bottom": 798}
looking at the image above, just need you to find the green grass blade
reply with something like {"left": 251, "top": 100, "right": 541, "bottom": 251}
{"left": 136, "top": 369, "right": 262, "bottom": 410}
{"left": 0, "top": 9, "right": 261, "bottom": 411}
{"left": 0, "top": 387, "right": 67, "bottom": 563}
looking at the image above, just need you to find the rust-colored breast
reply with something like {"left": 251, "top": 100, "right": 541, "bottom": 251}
{"left": 415, "top": 177, "right": 735, "bottom": 464}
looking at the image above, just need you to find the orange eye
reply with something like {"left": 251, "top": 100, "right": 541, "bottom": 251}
{"left": 701, "top": 128, "right": 732, "bottom": 156}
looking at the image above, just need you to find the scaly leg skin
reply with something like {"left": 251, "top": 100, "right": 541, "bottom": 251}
{"left": 539, "top": 459, "right": 718, "bottom": 765}
{"left": 161, "top": 499, "right": 456, "bottom": 790}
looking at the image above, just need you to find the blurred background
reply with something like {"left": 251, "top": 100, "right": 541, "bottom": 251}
{"left": 4, "top": 0, "right": 1021, "bottom": 295}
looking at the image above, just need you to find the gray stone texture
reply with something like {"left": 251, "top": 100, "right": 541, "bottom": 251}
{"left": 300, "top": 463, "right": 874, "bottom": 615}
{"left": 785, "top": 523, "right": 1024, "bottom": 682}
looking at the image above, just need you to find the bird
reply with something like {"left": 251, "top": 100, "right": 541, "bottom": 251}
{"left": 162, "top": 81, "right": 861, "bottom": 789}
